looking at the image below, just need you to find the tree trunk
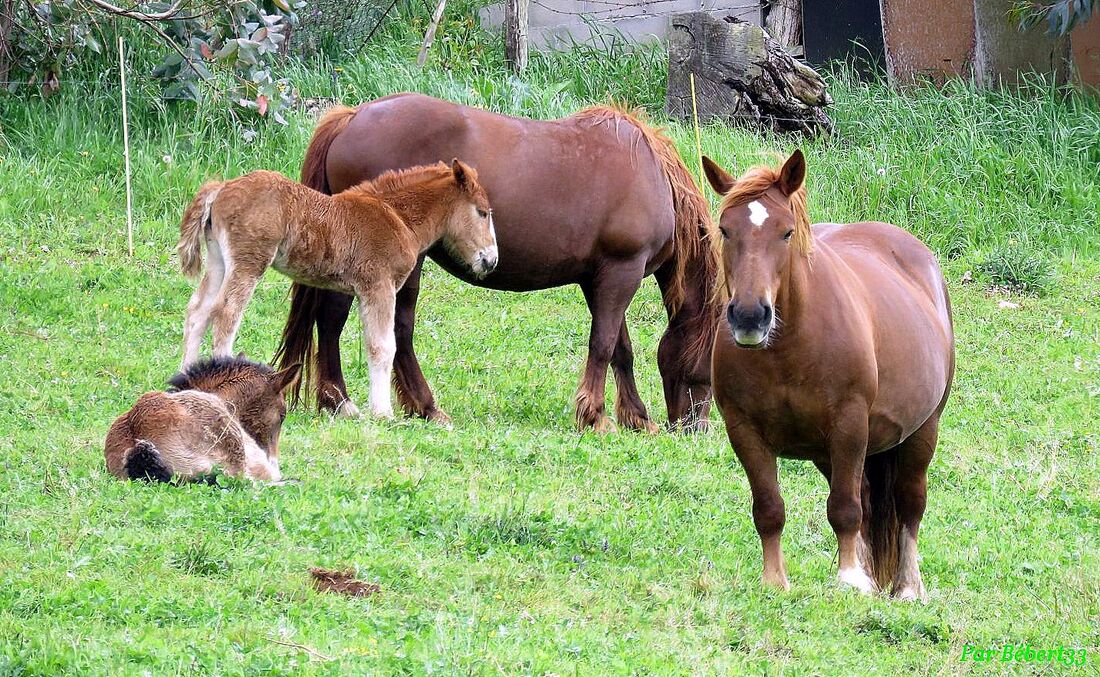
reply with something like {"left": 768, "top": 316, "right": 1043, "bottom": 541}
{"left": 666, "top": 14, "right": 832, "bottom": 135}
{"left": 764, "top": 0, "right": 801, "bottom": 52}
{"left": 504, "top": 0, "right": 528, "bottom": 73}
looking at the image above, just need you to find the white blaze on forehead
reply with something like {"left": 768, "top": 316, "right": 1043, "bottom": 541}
{"left": 747, "top": 200, "right": 769, "bottom": 228}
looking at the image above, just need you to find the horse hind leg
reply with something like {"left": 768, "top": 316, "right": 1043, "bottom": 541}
{"left": 181, "top": 238, "right": 226, "bottom": 368}
{"left": 610, "top": 319, "right": 658, "bottom": 433}
{"left": 889, "top": 415, "right": 939, "bottom": 602}
{"left": 210, "top": 259, "right": 264, "bottom": 358}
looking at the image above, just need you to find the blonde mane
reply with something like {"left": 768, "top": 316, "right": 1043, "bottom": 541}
{"left": 719, "top": 165, "right": 812, "bottom": 256}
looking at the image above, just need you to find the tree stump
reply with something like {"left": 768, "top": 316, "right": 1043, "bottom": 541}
{"left": 666, "top": 13, "right": 833, "bottom": 135}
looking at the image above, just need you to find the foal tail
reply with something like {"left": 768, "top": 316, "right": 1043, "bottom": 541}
{"left": 863, "top": 449, "right": 901, "bottom": 589}
{"left": 178, "top": 181, "right": 223, "bottom": 280}
{"left": 124, "top": 441, "right": 173, "bottom": 483}
{"left": 275, "top": 104, "right": 359, "bottom": 407}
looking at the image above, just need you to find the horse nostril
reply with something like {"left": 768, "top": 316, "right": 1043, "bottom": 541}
{"left": 761, "top": 304, "right": 773, "bottom": 325}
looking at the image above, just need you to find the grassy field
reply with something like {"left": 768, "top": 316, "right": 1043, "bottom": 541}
{"left": 1, "top": 28, "right": 1098, "bottom": 674}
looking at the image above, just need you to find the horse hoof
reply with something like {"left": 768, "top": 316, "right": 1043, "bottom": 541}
{"left": 335, "top": 400, "right": 362, "bottom": 419}
{"left": 592, "top": 416, "right": 618, "bottom": 434}
{"left": 641, "top": 419, "right": 660, "bottom": 434}
{"left": 838, "top": 567, "right": 878, "bottom": 594}
{"left": 427, "top": 408, "right": 453, "bottom": 428}
{"left": 892, "top": 582, "right": 927, "bottom": 603}
{"left": 762, "top": 571, "right": 790, "bottom": 591}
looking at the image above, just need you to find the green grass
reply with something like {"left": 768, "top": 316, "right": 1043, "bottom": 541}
{"left": 0, "top": 29, "right": 1098, "bottom": 674}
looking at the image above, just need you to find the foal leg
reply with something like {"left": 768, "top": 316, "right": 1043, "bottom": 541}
{"left": 890, "top": 415, "right": 939, "bottom": 601}
{"left": 575, "top": 259, "right": 645, "bottom": 433}
{"left": 357, "top": 283, "right": 397, "bottom": 420}
{"left": 210, "top": 264, "right": 264, "bottom": 358}
{"left": 725, "top": 423, "right": 789, "bottom": 589}
{"left": 181, "top": 238, "right": 226, "bottom": 368}
{"left": 827, "top": 407, "right": 877, "bottom": 593}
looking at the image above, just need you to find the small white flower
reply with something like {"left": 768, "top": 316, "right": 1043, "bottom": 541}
{"left": 876, "top": 167, "right": 887, "bottom": 176}
{"left": 162, "top": 154, "right": 172, "bottom": 164}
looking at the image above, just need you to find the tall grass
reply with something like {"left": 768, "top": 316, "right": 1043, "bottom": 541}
{"left": 1, "top": 20, "right": 1097, "bottom": 258}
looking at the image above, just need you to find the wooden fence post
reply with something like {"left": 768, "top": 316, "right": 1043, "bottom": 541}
{"left": 504, "top": 0, "right": 529, "bottom": 73}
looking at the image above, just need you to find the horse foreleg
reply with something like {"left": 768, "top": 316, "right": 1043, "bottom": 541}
{"left": 575, "top": 260, "right": 644, "bottom": 433}
{"left": 358, "top": 284, "right": 397, "bottom": 420}
{"left": 826, "top": 408, "right": 877, "bottom": 594}
{"left": 181, "top": 239, "right": 226, "bottom": 368}
{"left": 210, "top": 265, "right": 261, "bottom": 359}
{"left": 392, "top": 259, "right": 448, "bottom": 424}
{"left": 610, "top": 319, "right": 658, "bottom": 433}
{"left": 726, "top": 423, "right": 789, "bottom": 590}
{"left": 314, "top": 290, "right": 359, "bottom": 417}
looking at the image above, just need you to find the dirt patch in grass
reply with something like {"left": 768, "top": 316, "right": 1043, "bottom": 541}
{"left": 309, "top": 567, "right": 380, "bottom": 598}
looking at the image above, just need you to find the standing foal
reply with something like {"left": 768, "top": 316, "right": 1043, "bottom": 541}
{"left": 177, "top": 160, "right": 497, "bottom": 419}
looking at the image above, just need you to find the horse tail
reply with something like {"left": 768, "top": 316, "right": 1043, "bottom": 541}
{"left": 863, "top": 449, "right": 901, "bottom": 589}
{"left": 274, "top": 104, "right": 359, "bottom": 407}
{"left": 178, "top": 181, "right": 222, "bottom": 280}
{"left": 124, "top": 440, "right": 173, "bottom": 483}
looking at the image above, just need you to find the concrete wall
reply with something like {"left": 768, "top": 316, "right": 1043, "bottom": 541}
{"left": 880, "top": 0, "right": 975, "bottom": 83}
{"left": 1071, "top": 17, "right": 1100, "bottom": 88}
{"left": 480, "top": 0, "right": 760, "bottom": 49}
{"left": 972, "top": 0, "right": 1071, "bottom": 86}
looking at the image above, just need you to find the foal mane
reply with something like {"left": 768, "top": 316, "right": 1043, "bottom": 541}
{"left": 719, "top": 163, "right": 813, "bottom": 256}
{"left": 168, "top": 356, "right": 274, "bottom": 393}
{"left": 348, "top": 162, "right": 454, "bottom": 198}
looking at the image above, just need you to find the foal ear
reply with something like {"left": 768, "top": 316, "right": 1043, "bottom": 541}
{"left": 778, "top": 149, "right": 806, "bottom": 196}
{"left": 451, "top": 158, "right": 472, "bottom": 192}
{"left": 271, "top": 363, "right": 302, "bottom": 394}
{"left": 702, "top": 156, "right": 735, "bottom": 195}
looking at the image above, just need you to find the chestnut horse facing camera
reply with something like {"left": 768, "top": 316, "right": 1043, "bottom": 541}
{"left": 104, "top": 356, "right": 301, "bottom": 483}
{"left": 703, "top": 150, "right": 955, "bottom": 600}
{"left": 274, "top": 94, "right": 722, "bottom": 433}
{"left": 178, "top": 160, "right": 496, "bottom": 420}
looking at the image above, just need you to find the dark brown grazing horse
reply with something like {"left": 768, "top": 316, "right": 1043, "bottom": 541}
{"left": 703, "top": 150, "right": 955, "bottom": 600}
{"left": 275, "top": 94, "right": 721, "bottom": 433}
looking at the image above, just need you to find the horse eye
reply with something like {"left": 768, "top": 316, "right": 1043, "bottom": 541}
{"left": 783, "top": 229, "right": 794, "bottom": 242}
{"left": 719, "top": 227, "right": 729, "bottom": 240}
{"left": 477, "top": 209, "right": 488, "bottom": 218}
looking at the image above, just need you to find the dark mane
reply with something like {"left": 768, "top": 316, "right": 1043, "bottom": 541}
{"left": 168, "top": 355, "right": 273, "bottom": 393}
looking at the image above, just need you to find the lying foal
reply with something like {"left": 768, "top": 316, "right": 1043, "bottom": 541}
{"left": 104, "top": 356, "right": 301, "bottom": 482}
{"left": 177, "top": 159, "right": 497, "bottom": 419}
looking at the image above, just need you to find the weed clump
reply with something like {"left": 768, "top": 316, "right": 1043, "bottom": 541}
{"left": 977, "top": 245, "right": 1055, "bottom": 295}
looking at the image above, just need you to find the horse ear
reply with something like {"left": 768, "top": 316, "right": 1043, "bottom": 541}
{"left": 702, "top": 156, "right": 735, "bottom": 195}
{"left": 271, "top": 363, "right": 302, "bottom": 394}
{"left": 451, "top": 158, "right": 471, "bottom": 192}
{"left": 778, "top": 149, "right": 806, "bottom": 196}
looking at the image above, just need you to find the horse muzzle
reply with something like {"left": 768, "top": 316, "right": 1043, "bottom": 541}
{"left": 474, "top": 247, "right": 499, "bottom": 278}
{"left": 727, "top": 301, "right": 774, "bottom": 349}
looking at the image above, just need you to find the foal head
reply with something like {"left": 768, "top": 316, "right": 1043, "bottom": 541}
{"left": 168, "top": 356, "right": 301, "bottom": 458}
{"left": 441, "top": 159, "right": 498, "bottom": 278}
{"left": 702, "top": 150, "right": 811, "bottom": 348}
